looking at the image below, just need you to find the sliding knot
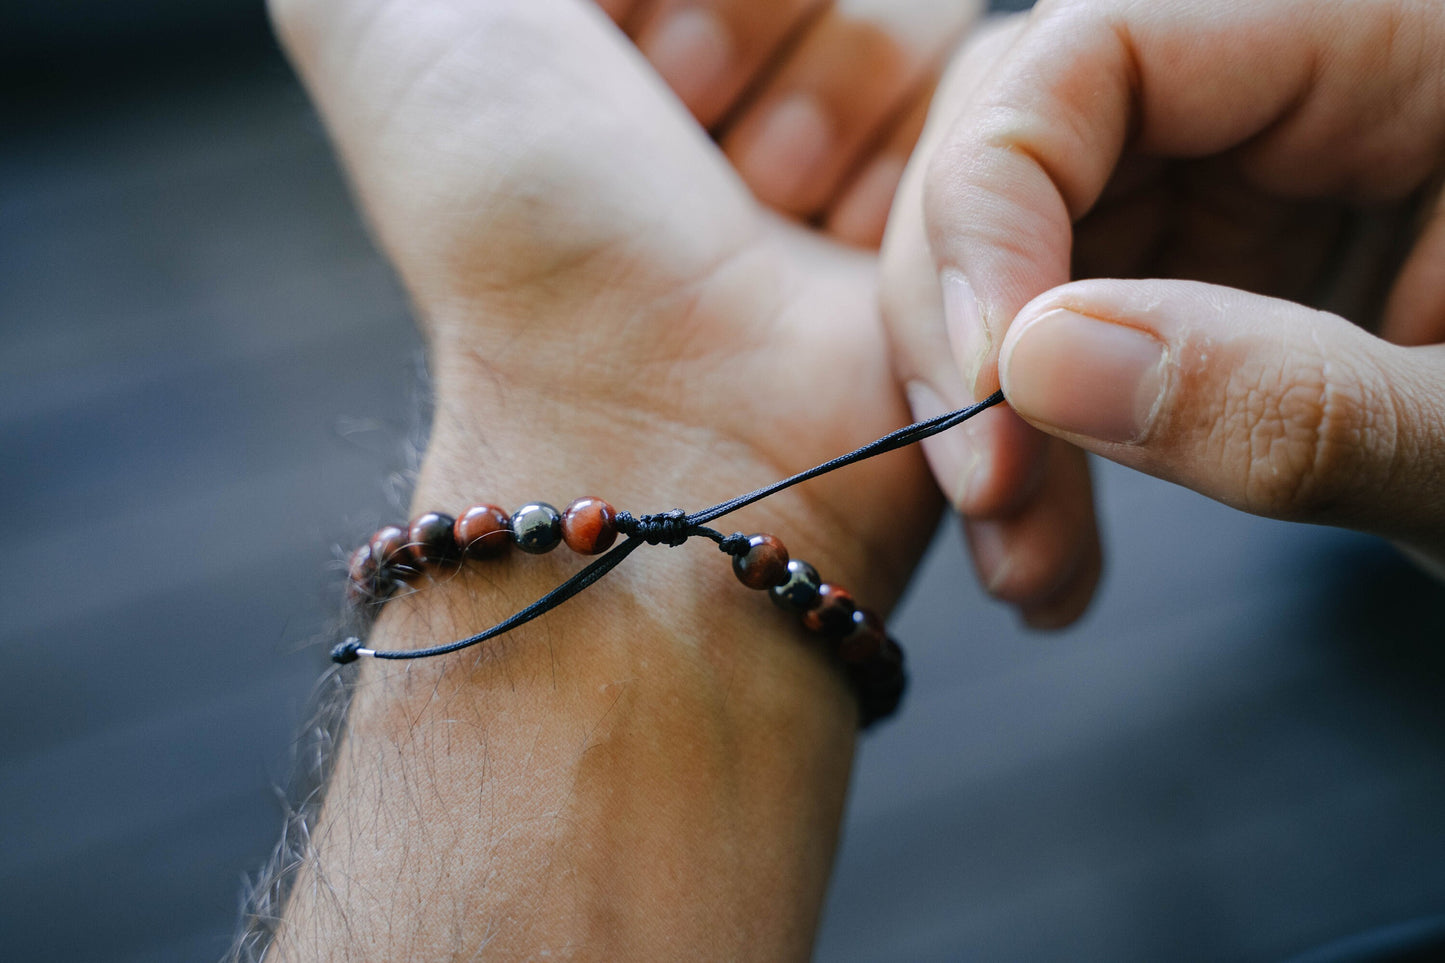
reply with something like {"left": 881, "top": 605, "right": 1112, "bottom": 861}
{"left": 718, "top": 533, "right": 750, "bottom": 556}
{"left": 615, "top": 509, "right": 692, "bottom": 547}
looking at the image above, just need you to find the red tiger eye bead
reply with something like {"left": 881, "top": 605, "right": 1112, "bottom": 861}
{"left": 345, "top": 542, "right": 381, "bottom": 605}
{"left": 837, "top": 608, "right": 886, "bottom": 664}
{"left": 369, "top": 524, "right": 417, "bottom": 578}
{"left": 408, "top": 512, "right": 459, "bottom": 566}
{"left": 454, "top": 504, "right": 511, "bottom": 559}
{"left": 732, "top": 533, "right": 790, "bottom": 589}
{"left": 561, "top": 496, "right": 618, "bottom": 555}
{"left": 802, "top": 584, "right": 856, "bottom": 636}
{"left": 856, "top": 637, "right": 905, "bottom": 687}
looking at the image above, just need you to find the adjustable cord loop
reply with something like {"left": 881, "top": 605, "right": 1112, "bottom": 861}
{"left": 340, "top": 391, "right": 1004, "bottom": 666}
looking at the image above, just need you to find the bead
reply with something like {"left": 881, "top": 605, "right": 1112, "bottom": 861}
{"left": 455, "top": 504, "right": 511, "bottom": 559}
{"left": 369, "top": 524, "right": 417, "bottom": 579}
{"left": 511, "top": 502, "right": 563, "bottom": 554}
{"left": 345, "top": 543, "right": 382, "bottom": 605}
{"left": 562, "top": 496, "right": 618, "bottom": 555}
{"left": 836, "top": 608, "right": 886, "bottom": 664}
{"left": 732, "top": 533, "right": 790, "bottom": 589}
{"left": 770, "top": 559, "right": 822, "bottom": 612}
{"left": 858, "top": 670, "right": 906, "bottom": 727}
{"left": 407, "top": 512, "right": 459, "bottom": 566}
{"left": 802, "top": 584, "right": 856, "bottom": 636}
{"left": 850, "top": 637, "right": 905, "bottom": 685}
{"left": 852, "top": 639, "right": 907, "bottom": 727}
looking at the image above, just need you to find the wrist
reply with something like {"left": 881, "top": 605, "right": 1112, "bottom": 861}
{"left": 285, "top": 386, "right": 872, "bottom": 958}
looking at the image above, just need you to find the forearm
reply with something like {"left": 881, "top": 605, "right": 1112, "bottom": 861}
{"left": 273, "top": 390, "right": 862, "bottom": 961}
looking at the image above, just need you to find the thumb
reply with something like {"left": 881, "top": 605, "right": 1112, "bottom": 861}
{"left": 998, "top": 279, "right": 1445, "bottom": 550}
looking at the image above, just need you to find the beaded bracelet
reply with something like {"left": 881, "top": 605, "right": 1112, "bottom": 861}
{"left": 342, "top": 498, "right": 906, "bottom": 725}
{"left": 332, "top": 390, "right": 1006, "bottom": 728}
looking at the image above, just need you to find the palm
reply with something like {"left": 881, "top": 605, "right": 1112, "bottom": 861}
{"left": 279, "top": 0, "right": 941, "bottom": 599}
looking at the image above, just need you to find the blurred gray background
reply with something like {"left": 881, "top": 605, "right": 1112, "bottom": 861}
{"left": 2, "top": 1, "right": 1442, "bottom": 960}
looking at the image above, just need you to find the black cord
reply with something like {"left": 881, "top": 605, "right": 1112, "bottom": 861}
{"left": 334, "top": 390, "right": 1005, "bottom": 663}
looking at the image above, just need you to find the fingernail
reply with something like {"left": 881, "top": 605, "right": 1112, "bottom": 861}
{"left": 738, "top": 93, "right": 832, "bottom": 205}
{"left": 1003, "top": 308, "right": 1168, "bottom": 444}
{"left": 941, "top": 269, "right": 989, "bottom": 395}
{"left": 907, "top": 380, "right": 987, "bottom": 511}
{"left": 643, "top": 8, "right": 732, "bottom": 113}
{"left": 967, "top": 519, "right": 1012, "bottom": 595}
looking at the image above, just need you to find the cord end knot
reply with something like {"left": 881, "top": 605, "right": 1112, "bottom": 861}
{"left": 332, "top": 638, "right": 363, "bottom": 664}
{"left": 718, "top": 532, "right": 750, "bottom": 556}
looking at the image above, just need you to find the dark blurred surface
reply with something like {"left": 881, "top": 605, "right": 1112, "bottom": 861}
{"left": 1, "top": 2, "right": 1442, "bottom": 961}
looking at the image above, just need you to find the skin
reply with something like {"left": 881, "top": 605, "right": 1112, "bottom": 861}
{"left": 266, "top": 0, "right": 947, "bottom": 957}
{"left": 265, "top": 0, "right": 1445, "bottom": 957}
{"left": 604, "top": 0, "right": 983, "bottom": 241}
{"left": 628, "top": 0, "right": 1445, "bottom": 614}
{"left": 889, "top": 0, "right": 1445, "bottom": 589}
{"left": 599, "top": 1, "right": 1103, "bottom": 627}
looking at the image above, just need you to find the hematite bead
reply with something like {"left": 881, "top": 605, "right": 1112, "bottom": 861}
{"left": 511, "top": 502, "right": 563, "bottom": 554}
{"left": 732, "top": 533, "right": 790, "bottom": 589}
{"left": 802, "top": 584, "right": 856, "bottom": 636}
{"left": 369, "top": 524, "right": 417, "bottom": 579}
{"left": 562, "top": 496, "right": 617, "bottom": 555}
{"left": 455, "top": 504, "right": 511, "bottom": 559}
{"left": 837, "top": 608, "right": 886, "bottom": 664}
{"left": 769, "top": 559, "right": 821, "bottom": 612}
{"left": 407, "top": 512, "right": 459, "bottom": 566}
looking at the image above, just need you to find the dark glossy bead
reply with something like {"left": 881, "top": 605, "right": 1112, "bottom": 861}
{"left": 562, "top": 496, "right": 617, "bottom": 555}
{"left": 770, "top": 559, "right": 822, "bottom": 612}
{"left": 369, "top": 524, "right": 418, "bottom": 579}
{"left": 857, "top": 669, "right": 907, "bottom": 728}
{"left": 511, "top": 502, "right": 563, "bottom": 554}
{"left": 852, "top": 639, "right": 907, "bottom": 727}
{"left": 732, "top": 533, "right": 790, "bottom": 589}
{"left": 345, "top": 543, "right": 382, "bottom": 605}
{"left": 802, "top": 584, "right": 856, "bottom": 636}
{"left": 407, "top": 512, "right": 458, "bottom": 566}
{"left": 851, "top": 637, "right": 905, "bottom": 685}
{"left": 836, "top": 608, "right": 886, "bottom": 664}
{"left": 455, "top": 504, "right": 511, "bottom": 559}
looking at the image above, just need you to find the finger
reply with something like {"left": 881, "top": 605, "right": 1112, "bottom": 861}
{"left": 885, "top": 15, "right": 1098, "bottom": 626}
{"left": 923, "top": 0, "right": 1445, "bottom": 400}
{"left": 964, "top": 435, "right": 1101, "bottom": 627}
{"left": 1000, "top": 278, "right": 1445, "bottom": 553}
{"left": 629, "top": 0, "right": 825, "bottom": 128}
{"left": 886, "top": 15, "right": 1048, "bottom": 521}
{"left": 1383, "top": 182, "right": 1445, "bottom": 346}
{"left": 824, "top": 88, "right": 928, "bottom": 247}
{"left": 721, "top": 0, "right": 982, "bottom": 217}
{"left": 596, "top": 0, "right": 638, "bottom": 21}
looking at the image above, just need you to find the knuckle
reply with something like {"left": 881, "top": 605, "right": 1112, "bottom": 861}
{"left": 1212, "top": 347, "right": 1390, "bottom": 520}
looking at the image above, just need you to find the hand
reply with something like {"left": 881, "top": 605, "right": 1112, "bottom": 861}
{"left": 600, "top": 0, "right": 982, "bottom": 244}
{"left": 606, "top": 1, "right": 1098, "bottom": 626}
{"left": 886, "top": 0, "right": 1445, "bottom": 612}
{"left": 275, "top": 0, "right": 945, "bottom": 609}
{"left": 267, "top": 0, "right": 949, "bottom": 956}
